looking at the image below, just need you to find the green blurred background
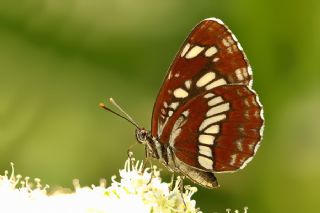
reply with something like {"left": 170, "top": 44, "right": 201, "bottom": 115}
{"left": 0, "top": 0, "right": 319, "bottom": 212}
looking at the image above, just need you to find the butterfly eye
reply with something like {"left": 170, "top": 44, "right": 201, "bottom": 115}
{"left": 135, "top": 128, "right": 147, "bottom": 144}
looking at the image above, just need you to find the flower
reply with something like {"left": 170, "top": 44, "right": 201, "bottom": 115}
{"left": 0, "top": 159, "right": 249, "bottom": 213}
{"left": 104, "top": 157, "right": 200, "bottom": 213}
{"left": 0, "top": 159, "right": 200, "bottom": 213}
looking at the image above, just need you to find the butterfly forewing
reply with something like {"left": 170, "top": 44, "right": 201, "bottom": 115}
{"left": 151, "top": 18, "right": 264, "bottom": 174}
{"left": 152, "top": 18, "right": 253, "bottom": 138}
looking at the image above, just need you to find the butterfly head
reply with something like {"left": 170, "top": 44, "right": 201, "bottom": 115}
{"left": 135, "top": 128, "right": 148, "bottom": 144}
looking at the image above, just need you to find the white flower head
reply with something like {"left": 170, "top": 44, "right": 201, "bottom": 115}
{"left": 0, "top": 158, "right": 248, "bottom": 212}
{"left": 0, "top": 159, "right": 201, "bottom": 213}
{"left": 105, "top": 157, "right": 201, "bottom": 213}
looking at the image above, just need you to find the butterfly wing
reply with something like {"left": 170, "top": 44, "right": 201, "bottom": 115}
{"left": 152, "top": 18, "right": 253, "bottom": 138}
{"left": 164, "top": 85, "right": 263, "bottom": 172}
{"left": 151, "top": 18, "right": 264, "bottom": 173}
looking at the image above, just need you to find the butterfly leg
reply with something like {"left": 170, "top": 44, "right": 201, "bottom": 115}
{"left": 169, "top": 173, "right": 175, "bottom": 191}
{"left": 141, "top": 145, "right": 156, "bottom": 185}
{"left": 127, "top": 142, "right": 138, "bottom": 158}
{"left": 142, "top": 145, "right": 153, "bottom": 171}
{"left": 178, "top": 176, "right": 187, "bottom": 209}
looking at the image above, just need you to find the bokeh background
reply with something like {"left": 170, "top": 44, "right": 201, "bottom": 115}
{"left": 0, "top": 0, "right": 319, "bottom": 212}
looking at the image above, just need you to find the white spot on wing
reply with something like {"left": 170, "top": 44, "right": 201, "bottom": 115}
{"left": 182, "top": 110, "right": 189, "bottom": 117}
{"left": 199, "top": 115, "right": 225, "bottom": 131}
{"left": 185, "top": 46, "right": 205, "bottom": 59}
{"left": 235, "top": 68, "right": 245, "bottom": 81}
{"left": 196, "top": 72, "right": 216, "bottom": 87}
{"left": 169, "top": 102, "right": 179, "bottom": 110}
{"left": 207, "top": 103, "right": 230, "bottom": 116}
{"left": 185, "top": 80, "right": 191, "bottom": 89}
{"left": 205, "top": 79, "right": 227, "bottom": 90}
{"left": 213, "top": 57, "right": 220, "bottom": 62}
{"left": 242, "top": 68, "right": 248, "bottom": 78}
{"left": 199, "top": 135, "right": 215, "bottom": 145}
{"left": 180, "top": 43, "right": 191, "bottom": 57}
{"left": 222, "top": 36, "right": 235, "bottom": 47}
{"left": 173, "top": 88, "right": 188, "bottom": 98}
{"left": 222, "top": 38, "right": 229, "bottom": 47}
{"left": 204, "top": 125, "right": 220, "bottom": 134}
{"left": 227, "top": 45, "right": 237, "bottom": 54}
{"left": 199, "top": 145, "right": 212, "bottom": 157}
{"left": 204, "top": 93, "right": 214, "bottom": 99}
{"left": 235, "top": 139, "right": 243, "bottom": 151}
{"left": 227, "top": 36, "right": 235, "bottom": 45}
{"left": 230, "top": 154, "right": 238, "bottom": 166}
{"left": 169, "top": 116, "right": 184, "bottom": 146}
{"left": 236, "top": 69, "right": 244, "bottom": 80}
{"left": 208, "top": 96, "right": 224, "bottom": 106}
{"left": 206, "top": 114, "right": 226, "bottom": 126}
{"left": 204, "top": 46, "right": 218, "bottom": 57}
{"left": 198, "top": 156, "right": 213, "bottom": 170}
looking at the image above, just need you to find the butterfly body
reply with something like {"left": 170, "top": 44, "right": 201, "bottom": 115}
{"left": 136, "top": 128, "right": 219, "bottom": 188}
{"left": 135, "top": 17, "right": 264, "bottom": 188}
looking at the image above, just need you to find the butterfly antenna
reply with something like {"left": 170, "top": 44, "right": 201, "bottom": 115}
{"left": 99, "top": 98, "right": 140, "bottom": 129}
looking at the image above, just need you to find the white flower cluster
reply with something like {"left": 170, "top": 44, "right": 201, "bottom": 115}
{"left": 0, "top": 159, "right": 200, "bottom": 213}
{"left": 0, "top": 160, "right": 249, "bottom": 213}
{"left": 104, "top": 157, "right": 200, "bottom": 213}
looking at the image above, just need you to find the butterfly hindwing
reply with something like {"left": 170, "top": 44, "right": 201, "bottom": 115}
{"left": 174, "top": 156, "right": 219, "bottom": 188}
{"left": 165, "top": 85, "right": 263, "bottom": 172}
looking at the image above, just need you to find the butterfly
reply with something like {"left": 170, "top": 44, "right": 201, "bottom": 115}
{"left": 101, "top": 18, "right": 264, "bottom": 188}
